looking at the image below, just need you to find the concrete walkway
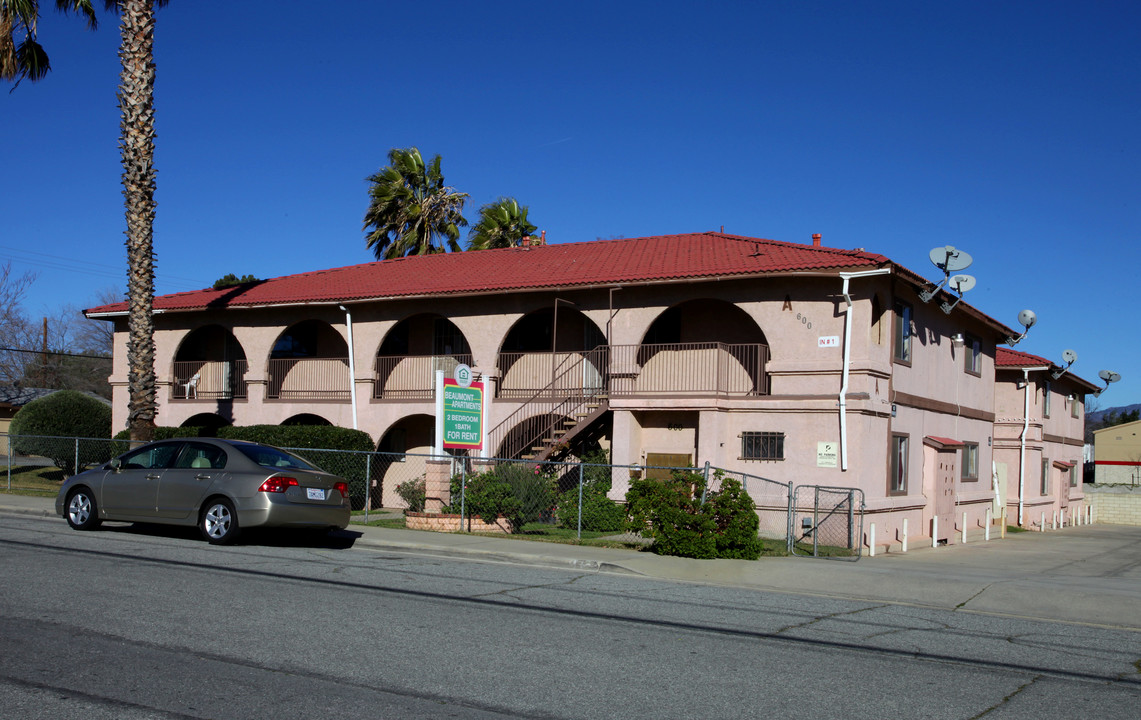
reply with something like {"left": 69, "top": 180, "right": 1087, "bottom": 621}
{"left": 6, "top": 492, "right": 1140, "bottom": 630}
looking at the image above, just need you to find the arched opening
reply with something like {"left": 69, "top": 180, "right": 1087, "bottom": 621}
{"left": 281, "top": 413, "right": 332, "bottom": 426}
{"left": 497, "top": 306, "right": 606, "bottom": 398}
{"left": 267, "top": 320, "right": 349, "bottom": 399}
{"left": 614, "top": 299, "right": 769, "bottom": 396}
{"left": 372, "top": 415, "right": 465, "bottom": 509}
{"left": 374, "top": 314, "right": 473, "bottom": 399}
{"left": 181, "top": 412, "right": 231, "bottom": 434}
{"left": 172, "top": 326, "right": 248, "bottom": 400}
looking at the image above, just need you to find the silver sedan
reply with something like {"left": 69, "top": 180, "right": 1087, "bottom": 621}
{"left": 56, "top": 438, "right": 351, "bottom": 544}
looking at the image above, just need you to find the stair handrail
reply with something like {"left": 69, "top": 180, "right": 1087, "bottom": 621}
{"left": 487, "top": 346, "right": 608, "bottom": 459}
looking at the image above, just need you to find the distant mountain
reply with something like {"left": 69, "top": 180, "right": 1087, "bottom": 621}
{"left": 1087, "top": 403, "right": 1141, "bottom": 425}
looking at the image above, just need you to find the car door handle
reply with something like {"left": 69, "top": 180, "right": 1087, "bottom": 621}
{"left": 146, "top": 474, "right": 161, "bottom": 480}
{"left": 195, "top": 474, "right": 211, "bottom": 481}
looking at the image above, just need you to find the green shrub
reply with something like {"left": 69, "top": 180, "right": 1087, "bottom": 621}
{"left": 557, "top": 486, "right": 626, "bottom": 532}
{"left": 10, "top": 390, "right": 112, "bottom": 476}
{"left": 705, "top": 477, "right": 762, "bottom": 560}
{"left": 624, "top": 469, "right": 761, "bottom": 560}
{"left": 447, "top": 471, "right": 524, "bottom": 529}
{"left": 396, "top": 476, "right": 426, "bottom": 513}
{"left": 556, "top": 455, "right": 624, "bottom": 532}
{"left": 216, "top": 424, "right": 373, "bottom": 451}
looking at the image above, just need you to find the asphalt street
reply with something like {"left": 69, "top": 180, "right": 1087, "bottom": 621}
{"left": 1, "top": 501, "right": 1139, "bottom": 719}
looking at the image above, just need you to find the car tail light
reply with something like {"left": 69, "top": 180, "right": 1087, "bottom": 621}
{"left": 258, "top": 476, "right": 299, "bottom": 493}
{"left": 333, "top": 481, "right": 348, "bottom": 497}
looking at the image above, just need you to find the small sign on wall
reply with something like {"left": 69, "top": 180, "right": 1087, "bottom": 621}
{"left": 817, "top": 442, "right": 838, "bottom": 468}
{"left": 818, "top": 336, "right": 840, "bottom": 348}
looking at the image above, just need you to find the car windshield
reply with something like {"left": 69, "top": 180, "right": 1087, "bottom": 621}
{"left": 234, "top": 444, "right": 320, "bottom": 472}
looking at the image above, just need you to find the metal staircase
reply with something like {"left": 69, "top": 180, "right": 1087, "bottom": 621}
{"left": 487, "top": 348, "right": 609, "bottom": 461}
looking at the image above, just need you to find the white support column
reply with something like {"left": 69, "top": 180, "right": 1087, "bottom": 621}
{"left": 868, "top": 524, "right": 876, "bottom": 557}
{"left": 985, "top": 508, "right": 991, "bottom": 542}
{"left": 901, "top": 518, "right": 908, "bottom": 553}
{"left": 932, "top": 517, "right": 938, "bottom": 548}
{"left": 961, "top": 512, "right": 968, "bottom": 544}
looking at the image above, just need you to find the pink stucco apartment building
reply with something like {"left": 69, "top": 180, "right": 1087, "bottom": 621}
{"left": 86, "top": 232, "right": 1094, "bottom": 539}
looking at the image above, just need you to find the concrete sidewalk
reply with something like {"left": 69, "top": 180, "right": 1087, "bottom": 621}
{"left": 6, "top": 492, "right": 1140, "bottom": 630}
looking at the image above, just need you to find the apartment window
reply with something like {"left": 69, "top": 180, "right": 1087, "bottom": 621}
{"left": 890, "top": 434, "right": 909, "bottom": 495}
{"left": 1068, "top": 465, "right": 1077, "bottom": 488}
{"left": 893, "top": 301, "right": 912, "bottom": 364}
{"left": 964, "top": 335, "right": 981, "bottom": 375}
{"left": 1071, "top": 395, "right": 1081, "bottom": 419}
{"left": 871, "top": 295, "right": 884, "bottom": 345}
{"left": 741, "top": 431, "right": 784, "bottom": 461}
{"left": 1041, "top": 458, "right": 1050, "bottom": 495}
{"left": 1043, "top": 381, "right": 1052, "bottom": 418}
{"left": 961, "top": 442, "right": 979, "bottom": 482}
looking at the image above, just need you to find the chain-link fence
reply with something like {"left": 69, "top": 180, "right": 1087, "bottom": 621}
{"left": 791, "top": 485, "right": 865, "bottom": 560}
{"left": 0, "top": 433, "right": 123, "bottom": 493}
{"left": 4, "top": 432, "right": 876, "bottom": 557}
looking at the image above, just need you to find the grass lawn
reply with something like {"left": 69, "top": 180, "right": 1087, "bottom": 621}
{"left": 1, "top": 465, "right": 66, "bottom": 496}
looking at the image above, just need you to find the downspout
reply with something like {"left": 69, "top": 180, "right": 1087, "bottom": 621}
{"left": 838, "top": 268, "right": 892, "bottom": 471}
{"left": 339, "top": 305, "right": 358, "bottom": 430}
{"left": 1018, "top": 368, "right": 1029, "bottom": 525}
{"left": 1016, "top": 365, "right": 1051, "bottom": 525}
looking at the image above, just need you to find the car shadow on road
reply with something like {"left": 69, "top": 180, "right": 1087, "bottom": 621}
{"left": 105, "top": 522, "right": 362, "bottom": 550}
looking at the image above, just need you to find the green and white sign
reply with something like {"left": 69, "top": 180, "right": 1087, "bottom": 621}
{"left": 443, "top": 379, "right": 483, "bottom": 450}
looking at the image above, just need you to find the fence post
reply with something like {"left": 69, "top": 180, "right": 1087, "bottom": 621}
{"left": 460, "top": 462, "right": 468, "bottom": 532}
{"left": 576, "top": 463, "right": 584, "bottom": 540}
{"left": 961, "top": 512, "right": 968, "bottom": 544}
{"left": 901, "top": 518, "right": 908, "bottom": 553}
{"left": 868, "top": 523, "right": 875, "bottom": 557}
{"left": 363, "top": 453, "right": 371, "bottom": 523}
{"left": 848, "top": 490, "right": 854, "bottom": 550}
{"left": 932, "top": 517, "right": 938, "bottom": 548}
{"left": 6, "top": 434, "right": 11, "bottom": 491}
{"left": 786, "top": 482, "right": 794, "bottom": 554}
{"left": 985, "top": 508, "right": 991, "bottom": 542}
{"left": 699, "top": 461, "right": 711, "bottom": 505}
{"left": 74, "top": 438, "right": 80, "bottom": 479}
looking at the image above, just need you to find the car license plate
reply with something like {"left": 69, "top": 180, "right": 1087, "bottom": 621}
{"left": 306, "top": 488, "right": 326, "bottom": 501}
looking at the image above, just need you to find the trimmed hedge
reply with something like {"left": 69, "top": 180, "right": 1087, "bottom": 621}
{"left": 10, "top": 391, "right": 112, "bottom": 476}
{"left": 624, "top": 469, "right": 761, "bottom": 560}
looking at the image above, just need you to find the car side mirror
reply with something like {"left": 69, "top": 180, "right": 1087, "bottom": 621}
{"left": 109, "top": 458, "right": 122, "bottom": 472}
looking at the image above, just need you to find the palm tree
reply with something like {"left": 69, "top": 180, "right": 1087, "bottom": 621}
{"left": 363, "top": 147, "right": 469, "bottom": 260}
{"left": 467, "top": 197, "right": 538, "bottom": 250}
{"left": 1, "top": 0, "right": 97, "bottom": 86}
{"left": 109, "top": 0, "right": 167, "bottom": 442}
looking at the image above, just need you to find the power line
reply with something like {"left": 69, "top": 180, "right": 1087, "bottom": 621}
{"left": 0, "top": 347, "right": 111, "bottom": 361}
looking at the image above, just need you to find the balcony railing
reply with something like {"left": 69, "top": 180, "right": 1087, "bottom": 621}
{"left": 608, "top": 342, "right": 769, "bottom": 396}
{"left": 172, "top": 360, "right": 248, "bottom": 400}
{"left": 373, "top": 354, "right": 475, "bottom": 399}
{"left": 266, "top": 358, "right": 350, "bottom": 400}
{"left": 496, "top": 350, "right": 607, "bottom": 398}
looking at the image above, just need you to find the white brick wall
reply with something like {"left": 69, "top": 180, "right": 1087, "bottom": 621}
{"left": 1085, "top": 484, "right": 1141, "bottom": 526}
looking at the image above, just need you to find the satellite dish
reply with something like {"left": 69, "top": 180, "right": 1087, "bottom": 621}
{"left": 1017, "top": 309, "right": 1037, "bottom": 329}
{"left": 929, "top": 246, "right": 973, "bottom": 273}
{"left": 1099, "top": 370, "right": 1121, "bottom": 384}
{"left": 949, "top": 274, "right": 976, "bottom": 293}
{"left": 1061, "top": 349, "right": 1077, "bottom": 365}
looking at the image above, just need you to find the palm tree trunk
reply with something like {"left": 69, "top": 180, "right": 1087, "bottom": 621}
{"left": 118, "top": 0, "right": 158, "bottom": 442}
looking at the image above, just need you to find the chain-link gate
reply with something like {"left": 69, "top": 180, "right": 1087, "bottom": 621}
{"left": 791, "top": 485, "right": 864, "bottom": 560}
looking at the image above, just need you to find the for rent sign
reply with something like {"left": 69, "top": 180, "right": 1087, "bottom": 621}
{"left": 442, "top": 380, "right": 483, "bottom": 450}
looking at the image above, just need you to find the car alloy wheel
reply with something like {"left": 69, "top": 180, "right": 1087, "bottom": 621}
{"left": 66, "top": 489, "right": 102, "bottom": 531}
{"left": 200, "top": 499, "right": 240, "bottom": 545}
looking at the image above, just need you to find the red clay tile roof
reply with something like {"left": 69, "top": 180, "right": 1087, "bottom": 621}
{"left": 995, "top": 348, "right": 1098, "bottom": 392}
{"left": 996, "top": 347, "right": 1052, "bottom": 368}
{"left": 85, "top": 232, "right": 890, "bottom": 314}
{"left": 924, "top": 436, "right": 963, "bottom": 448}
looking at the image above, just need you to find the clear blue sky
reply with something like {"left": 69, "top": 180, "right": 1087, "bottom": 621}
{"left": 3, "top": 1, "right": 1138, "bottom": 407}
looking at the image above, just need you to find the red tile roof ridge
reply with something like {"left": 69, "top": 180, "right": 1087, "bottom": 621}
{"left": 84, "top": 231, "right": 892, "bottom": 315}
